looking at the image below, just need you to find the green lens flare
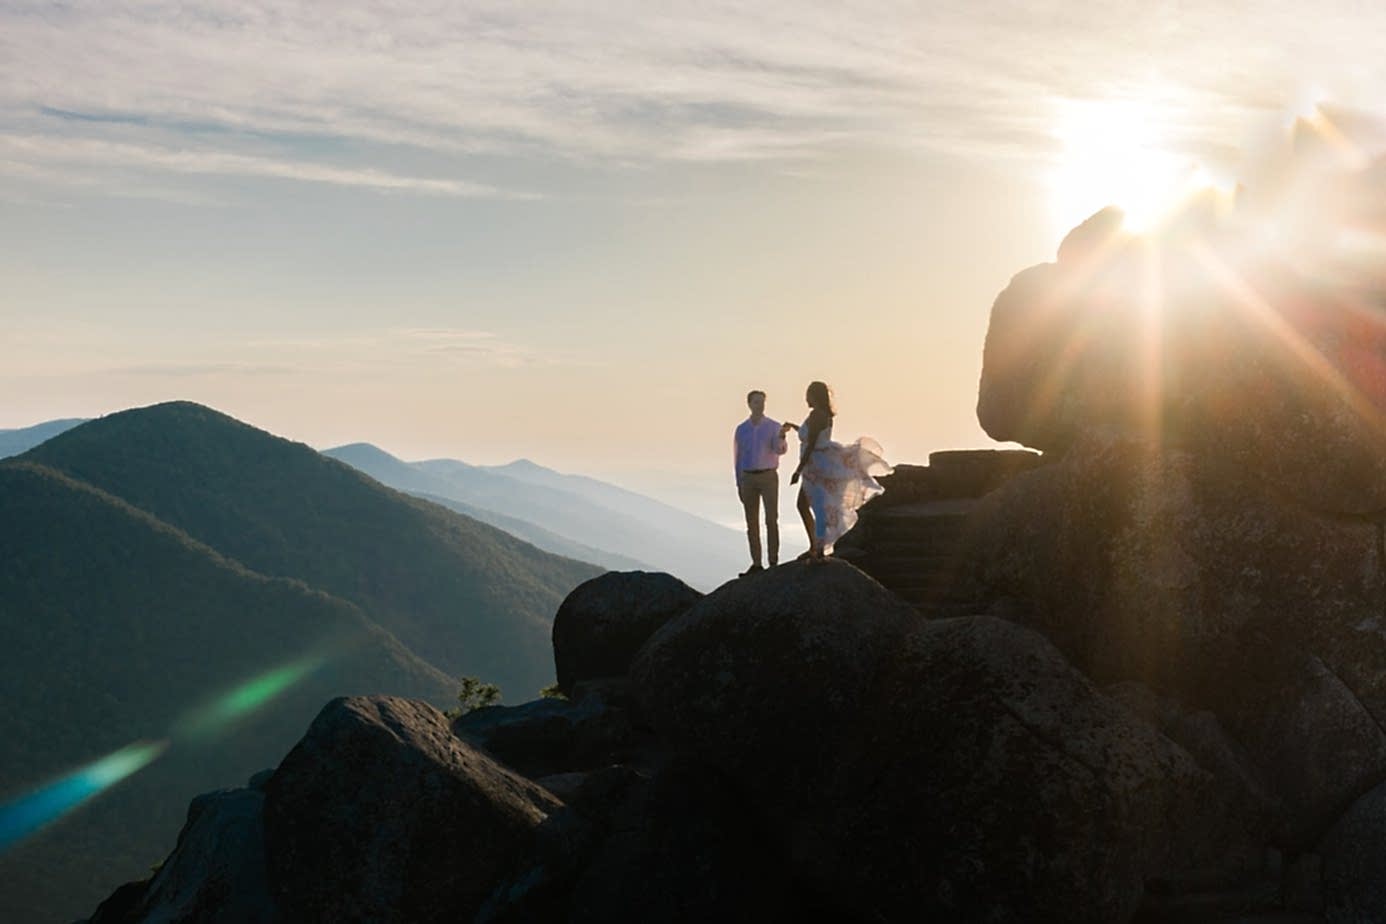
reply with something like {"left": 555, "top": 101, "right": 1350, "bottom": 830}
{"left": 176, "top": 656, "right": 323, "bottom": 739}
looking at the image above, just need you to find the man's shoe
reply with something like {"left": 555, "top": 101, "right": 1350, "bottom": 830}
{"left": 739, "top": 564, "right": 764, "bottom": 577}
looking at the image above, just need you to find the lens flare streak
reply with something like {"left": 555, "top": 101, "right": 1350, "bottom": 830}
{"left": 175, "top": 656, "right": 324, "bottom": 740}
{"left": 0, "top": 740, "right": 168, "bottom": 853}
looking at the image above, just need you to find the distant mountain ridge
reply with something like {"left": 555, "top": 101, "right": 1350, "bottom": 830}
{"left": 0, "top": 417, "right": 87, "bottom": 458}
{"left": 324, "top": 443, "right": 653, "bottom": 574}
{"left": 0, "top": 401, "right": 601, "bottom": 924}
{"left": 326, "top": 444, "right": 744, "bottom": 590}
{"left": 7, "top": 421, "right": 744, "bottom": 588}
{"left": 412, "top": 490, "right": 650, "bottom": 573}
{"left": 24, "top": 405, "right": 600, "bottom": 690}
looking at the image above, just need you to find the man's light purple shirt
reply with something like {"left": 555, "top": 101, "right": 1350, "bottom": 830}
{"left": 733, "top": 417, "right": 788, "bottom": 484}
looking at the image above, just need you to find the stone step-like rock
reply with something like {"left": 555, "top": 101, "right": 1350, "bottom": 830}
{"left": 924, "top": 448, "right": 1044, "bottom": 493}
{"left": 850, "top": 499, "right": 987, "bottom": 614}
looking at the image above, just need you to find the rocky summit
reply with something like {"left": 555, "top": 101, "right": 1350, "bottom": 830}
{"left": 78, "top": 547, "right": 1356, "bottom": 923}
{"left": 83, "top": 173, "right": 1386, "bottom": 921}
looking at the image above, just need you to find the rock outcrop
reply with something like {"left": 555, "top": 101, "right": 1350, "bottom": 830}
{"left": 977, "top": 147, "right": 1386, "bottom": 516}
{"left": 551, "top": 570, "right": 701, "bottom": 696}
{"left": 452, "top": 684, "right": 645, "bottom": 780}
{"left": 970, "top": 438, "right": 1383, "bottom": 701}
{"left": 966, "top": 435, "right": 1386, "bottom": 856}
{"left": 632, "top": 561, "right": 922, "bottom": 806}
{"left": 84, "top": 536, "right": 1386, "bottom": 923}
{"left": 633, "top": 564, "right": 1210, "bottom": 922}
{"left": 87, "top": 780, "right": 274, "bottom": 924}
{"left": 958, "top": 150, "right": 1386, "bottom": 912}
{"left": 263, "top": 696, "right": 562, "bottom": 924}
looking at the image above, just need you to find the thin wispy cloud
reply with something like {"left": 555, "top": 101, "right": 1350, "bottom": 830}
{"left": 113, "top": 362, "right": 302, "bottom": 378}
{"left": 246, "top": 328, "right": 571, "bottom": 371}
{"left": 2, "top": 2, "right": 1384, "bottom": 198}
{"left": 0, "top": 134, "right": 530, "bottom": 198}
{"left": 1, "top": 324, "right": 572, "bottom": 386}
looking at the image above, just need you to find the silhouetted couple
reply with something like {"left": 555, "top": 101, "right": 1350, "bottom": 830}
{"left": 733, "top": 382, "right": 892, "bottom": 576}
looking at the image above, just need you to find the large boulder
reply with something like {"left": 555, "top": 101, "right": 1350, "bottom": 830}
{"left": 452, "top": 687, "right": 644, "bottom": 779}
{"left": 976, "top": 207, "right": 1142, "bottom": 454}
{"left": 822, "top": 615, "right": 1211, "bottom": 923}
{"left": 86, "top": 783, "right": 275, "bottom": 924}
{"left": 976, "top": 260, "right": 1078, "bottom": 452}
{"left": 976, "top": 153, "right": 1386, "bottom": 516}
{"left": 552, "top": 571, "right": 701, "bottom": 695}
{"left": 633, "top": 561, "right": 1208, "bottom": 921}
{"left": 1231, "top": 655, "right": 1386, "bottom": 848}
{"left": 263, "top": 696, "right": 561, "bottom": 924}
{"left": 969, "top": 436, "right": 1386, "bottom": 850}
{"left": 632, "top": 560, "right": 921, "bottom": 817}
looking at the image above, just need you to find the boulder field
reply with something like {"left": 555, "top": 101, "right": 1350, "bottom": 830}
{"left": 84, "top": 544, "right": 1384, "bottom": 922}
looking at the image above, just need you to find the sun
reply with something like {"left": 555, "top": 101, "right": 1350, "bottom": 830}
{"left": 1048, "top": 97, "right": 1197, "bottom": 235}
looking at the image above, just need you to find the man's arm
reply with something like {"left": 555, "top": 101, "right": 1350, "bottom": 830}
{"left": 733, "top": 425, "right": 743, "bottom": 489}
{"left": 770, "top": 418, "right": 789, "bottom": 456}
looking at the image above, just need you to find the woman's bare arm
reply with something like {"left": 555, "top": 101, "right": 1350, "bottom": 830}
{"left": 791, "top": 409, "right": 829, "bottom": 482}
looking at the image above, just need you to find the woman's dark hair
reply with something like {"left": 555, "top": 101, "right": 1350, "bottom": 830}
{"left": 806, "top": 381, "right": 835, "bottom": 417}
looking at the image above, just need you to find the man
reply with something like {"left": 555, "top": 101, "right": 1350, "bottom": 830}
{"left": 733, "top": 389, "right": 791, "bottom": 575}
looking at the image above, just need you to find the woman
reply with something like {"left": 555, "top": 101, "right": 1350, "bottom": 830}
{"left": 789, "top": 381, "right": 892, "bottom": 560}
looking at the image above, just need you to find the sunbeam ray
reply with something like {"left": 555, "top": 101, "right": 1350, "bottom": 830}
{"left": 1137, "top": 238, "right": 1167, "bottom": 448}
{"left": 1188, "top": 242, "right": 1386, "bottom": 439}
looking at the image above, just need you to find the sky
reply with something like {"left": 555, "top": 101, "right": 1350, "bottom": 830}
{"left": 5, "top": 1, "right": 1386, "bottom": 513}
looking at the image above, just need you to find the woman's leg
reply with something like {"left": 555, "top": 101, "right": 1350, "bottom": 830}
{"left": 796, "top": 485, "right": 816, "bottom": 554}
{"left": 807, "top": 483, "right": 829, "bottom": 559}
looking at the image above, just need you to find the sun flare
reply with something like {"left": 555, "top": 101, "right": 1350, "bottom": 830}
{"left": 1049, "top": 98, "right": 1199, "bottom": 235}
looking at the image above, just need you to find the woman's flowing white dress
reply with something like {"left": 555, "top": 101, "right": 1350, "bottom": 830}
{"left": 798, "top": 420, "right": 892, "bottom": 552}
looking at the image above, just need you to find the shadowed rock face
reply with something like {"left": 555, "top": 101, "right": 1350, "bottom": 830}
{"left": 831, "top": 616, "right": 1211, "bottom": 922}
{"left": 85, "top": 431, "right": 1386, "bottom": 924}
{"left": 87, "top": 784, "right": 275, "bottom": 924}
{"left": 968, "top": 435, "right": 1386, "bottom": 853}
{"left": 1322, "top": 780, "right": 1386, "bottom": 920}
{"left": 632, "top": 561, "right": 921, "bottom": 799}
{"left": 551, "top": 570, "right": 702, "bottom": 696}
{"left": 263, "top": 696, "right": 561, "bottom": 924}
{"left": 563, "top": 763, "right": 799, "bottom": 924}
{"left": 970, "top": 437, "right": 1384, "bottom": 703}
{"left": 633, "top": 561, "right": 1209, "bottom": 923}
